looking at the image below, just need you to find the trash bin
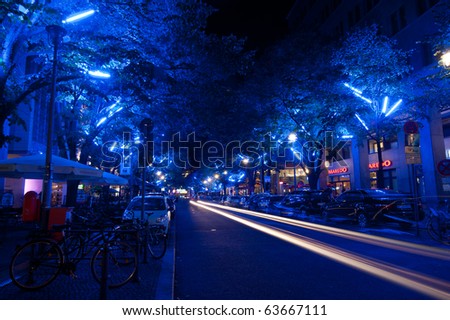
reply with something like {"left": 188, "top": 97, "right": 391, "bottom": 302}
{"left": 22, "top": 191, "right": 40, "bottom": 222}
{"left": 48, "top": 207, "right": 68, "bottom": 240}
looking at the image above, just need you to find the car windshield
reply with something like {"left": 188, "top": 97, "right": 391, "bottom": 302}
{"left": 363, "top": 189, "right": 407, "bottom": 198}
{"left": 129, "top": 197, "right": 166, "bottom": 211}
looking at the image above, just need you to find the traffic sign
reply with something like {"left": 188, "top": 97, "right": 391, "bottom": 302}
{"left": 437, "top": 159, "right": 450, "bottom": 176}
{"left": 405, "top": 146, "right": 421, "bottom": 164}
{"left": 406, "top": 154, "right": 421, "bottom": 164}
{"left": 403, "top": 121, "right": 419, "bottom": 134}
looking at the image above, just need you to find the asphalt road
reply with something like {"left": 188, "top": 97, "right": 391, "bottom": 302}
{"left": 174, "top": 200, "right": 450, "bottom": 300}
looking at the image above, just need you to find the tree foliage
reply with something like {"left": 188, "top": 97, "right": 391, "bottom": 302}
{"left": 331, "top": 24, "right": 420, "bottom": 188}
{"left": 244, "top": 31, "right": 355, "bottom": 189}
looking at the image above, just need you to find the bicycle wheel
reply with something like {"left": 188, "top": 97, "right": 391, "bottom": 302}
{"left": 427, "top": 216, "right": 442, "bottom": 242}
{"left": 9, "top": 239, "right": 63, "bottom": 290}
{"left": 60, "top": 234, "right": 84, "bottom": 262}
{"left": 146, "top": 227, "right": 167, "bottom": 259}
{"left": 90, "top": 240, "right": 137, "bottom": 288}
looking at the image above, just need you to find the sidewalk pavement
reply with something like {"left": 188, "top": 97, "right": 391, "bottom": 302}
{"left": 0, "top": 220, "right": 175, "bottom": 300}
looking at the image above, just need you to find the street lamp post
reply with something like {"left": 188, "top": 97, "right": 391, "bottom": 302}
{"left": 41, "top": 24, "right": 67, "bottom": 229}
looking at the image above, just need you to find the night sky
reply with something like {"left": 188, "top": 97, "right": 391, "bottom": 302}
{"left": 205, "top": 0, "right": 296, "bottom": 50}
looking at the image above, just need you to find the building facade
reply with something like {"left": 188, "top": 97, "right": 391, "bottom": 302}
{"left": 287, "top": 0, "right": 449, "bottom": 201}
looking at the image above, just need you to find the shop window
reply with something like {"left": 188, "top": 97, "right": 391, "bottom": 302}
{"left": 329, "top": 175, "right": 351, "bottom": 195}
{"left": 369, "top": 169, "right": 397, "bottom": 191}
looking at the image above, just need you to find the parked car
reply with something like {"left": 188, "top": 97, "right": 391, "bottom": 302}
{"left": 122, "top": 193, "right": 172, "bottom": 233}
{"left": 321, "top": 189, "right": 424, "bottom": 228}
{"left": 247, "top": 193, "right": 271, "bottom": 211}
{"left": 223, "top": 195, "right": 243, "bottom": 207}
{"left": 260, "top": 195, "right": 285, "bottom": 213}
{"left": 275, "top": 190, "right": 332, "bottom": 216}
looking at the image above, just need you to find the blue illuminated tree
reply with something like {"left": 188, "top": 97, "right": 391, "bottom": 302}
{"left": 331, "top": 24, "right": 418, "bottom": 189}
{"left": 432, "top": 0, "right": 450, "bottom": 80}
{"left": 247, "top": 31, "right": 355, "bottom": 190}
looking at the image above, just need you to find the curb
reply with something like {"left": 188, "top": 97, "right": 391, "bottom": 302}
{"left": 155, "top": 219, "right": 175, "bottom": 300}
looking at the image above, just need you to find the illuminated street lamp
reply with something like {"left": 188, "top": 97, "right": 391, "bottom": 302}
{"left": 41, "top": 24, "right": 67, "bottom": 224}
{"left": 441, "top": 51, "right": 450, "bottom": 68}
{"left": 41, "top": 10, "right": 96, "bottom": 228}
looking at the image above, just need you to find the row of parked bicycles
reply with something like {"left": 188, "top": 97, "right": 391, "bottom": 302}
{"left": 9, "top": 207, "right": 168, "bottom": 291}
{"left": 206, "top": 189, "right": 450, "bottom": 246}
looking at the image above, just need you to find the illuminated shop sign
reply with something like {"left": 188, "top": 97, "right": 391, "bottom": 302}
{"left": 368, "top": 160, "right": 392, "bottom": 169}
{"left": 328, "top": 167, "right": 348, "bottom": 175}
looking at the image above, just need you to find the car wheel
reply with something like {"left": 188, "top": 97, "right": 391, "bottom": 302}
{"left": 356, "top": 211, "right": 368, "bottom": 228}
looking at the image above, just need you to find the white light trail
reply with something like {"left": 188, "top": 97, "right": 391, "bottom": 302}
{"left": 193, "top": 201, "right": 450, "bottom": 299}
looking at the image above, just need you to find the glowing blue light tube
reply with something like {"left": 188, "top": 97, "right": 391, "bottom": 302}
{"left": 63, "top": 9, "right": 95, "bottom": 24}
{"left": 385, "top": 99, "right": 402, "bottom": 117}
{"left": 355, "top": 113, "right": 369, "bottom": 131}
{"left": 96, "top": 117, "right": 107, "bottom": 127}
{"left": 382, "top": 96, "right": 388, "bottom": 114}
{"left": 88, "top": 70, "right": 111, "bottom": 78}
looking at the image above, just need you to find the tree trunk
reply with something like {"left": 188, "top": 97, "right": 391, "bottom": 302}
{"left": 376, "top": 137, "right": 385, "bottom": 189}
{"left": 307, "top": 170, "right": 320, "bottom": 190}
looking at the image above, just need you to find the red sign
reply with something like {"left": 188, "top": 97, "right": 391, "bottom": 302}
{"left": 368, "top": 160, "right": 392, "bottom": 169}
{"left": 437, "top": 159, "right": 450, "bottom": 176}
{"left": 328, "top": 167, "right": 348, "bottom": 175}
{"left": 403, "top": 121, "right": 419, "bottom": 134}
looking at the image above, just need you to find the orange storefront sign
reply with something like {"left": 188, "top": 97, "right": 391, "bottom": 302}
{"left": 328, "top": 167, "right": 348, "bottom": 175}
{"left": 368, "top": 160, "right": 392, "bottom": 169}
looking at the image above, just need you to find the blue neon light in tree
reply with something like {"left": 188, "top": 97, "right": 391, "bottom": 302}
{"left": 345, "top": 81, "right": 406, "bottom": 189}
{"left": 332, "top": 24, "right": 413, "bottom": 189}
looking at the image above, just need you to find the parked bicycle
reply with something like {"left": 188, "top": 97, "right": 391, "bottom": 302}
{"left": 9, "top": 215, "right": 138, "bottom": 290}
{"left": 117, "top": 213, "right": 168, "bottom": 260}
{"left": 426, "top": 201, "right": 450, "bottom": 245}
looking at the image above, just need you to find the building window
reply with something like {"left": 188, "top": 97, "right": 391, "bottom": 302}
{"left": 340, "top": 144, "right": 351, "bottom": 159}
{"left": 416, "top": 0, "right": 439, "bottom": 16}
{"left": 365, "top": 0, "right": 380, "bottom": 12}
{"left": 329, "top": 175, "right": 351, "bottom": 195}
{"left": 443, "top": 123, "right": 450, "bottom": 137}
{"left": 368, "top": 135, "right": 397, "bottom": 154}
{"left": 390, "top": 5, "right": 407, "bottom": 35}
{"left": 368, "top": 140, "right": 383, "bottom": 154}
{"left": 370, "top": 169, "right": 397, "bottom": 190}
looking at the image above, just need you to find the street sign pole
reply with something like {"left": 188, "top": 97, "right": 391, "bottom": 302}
{"left": 403, "top": 120, "right": 421, "bottom": 236}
